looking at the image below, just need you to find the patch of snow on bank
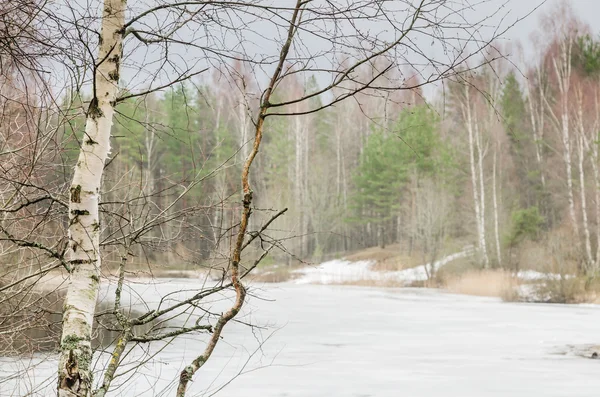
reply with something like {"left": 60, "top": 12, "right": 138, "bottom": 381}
{"left": 294, "top": 246, "right": 475, "bottom": 285}
{"left": 294, "top": 260, "right": 376, "bottom": 284}
{"left": 516, "top": 270, "right": 566, "bottom": 281}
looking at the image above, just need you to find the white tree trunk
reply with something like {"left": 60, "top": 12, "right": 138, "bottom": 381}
{"left": 492, "top": 146, "right": 502, "bottom": 266}
{"left": 143, "top": 100, "right": 157, "bottom": 196}
{"left": 238, "top": 85, "right": 249, "bottom": 162}
{"left": 593, "top": 96, "right": 600, "bottom": 272}
{"left": 577, "top": 133, "right": 593, "bottom": 268}
{"left": 463, "top": 84, "right": 489, "bottom": 268}
{"left": 294, "top": 113, "right": 306, "bottom": 256}
{"left": 474, "top": 116, "right": 490, "bottom": 268}
{"left": 592, "top": 144, "right": 600, "bottom": 272}
{"left": 553, "top": 39, "right": 579, "bottom": 237}
{"left": 526, "top": 71, "right": 546, "bottom": 189}
{"left": 57, "top": 1, "right": 125, "bottom": 395}
{"left": 562, "top": 110, "right": 578, "bottom": 236}
{"left": 577, "top": 88, "right": 600, "bottom": 272}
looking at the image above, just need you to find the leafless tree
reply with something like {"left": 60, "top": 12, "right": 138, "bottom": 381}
{"left": 0, "top": 1, "right": 525, "bottom": 396}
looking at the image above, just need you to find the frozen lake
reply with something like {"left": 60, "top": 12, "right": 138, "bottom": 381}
{"left": 2, "top": 281, "right": 600, "bottom": 396}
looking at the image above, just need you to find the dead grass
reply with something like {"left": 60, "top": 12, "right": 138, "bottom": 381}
{"left": 534, "top": 276, "right": 600, "bottom": 304}
{"left": 443, "top": 270, "right": 519, "bottom": 300}
{"left": 251, "top": 265, "right": 301, "bottom": 283}
{"left": 344, "top": 244, "right": 403, "bottom": 262}
{"left": 344, "top": 244, "right": 423, "bottom": 272}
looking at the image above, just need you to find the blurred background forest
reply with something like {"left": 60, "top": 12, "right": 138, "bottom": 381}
{"left": 5, "top": 2, "right": 600, "bottom": 282}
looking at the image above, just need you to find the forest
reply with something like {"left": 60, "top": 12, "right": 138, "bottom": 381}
{"left": 51, "top": 3, "right": 600, "bottom": 280}
{"left": 3, "top": 0, "right": 600, "bottom": 396}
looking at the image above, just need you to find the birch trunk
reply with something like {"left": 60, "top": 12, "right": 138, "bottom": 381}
{"left": 57, "top": 1, "right": 125, "bottom": 395}
{"left": 492, "top": 146, "right": 502, "bottom": 266}
{"left": 593, "top": 95, "right": 600, "bottom": 272}
{"left": 562, "top": 109, "right": 578, "bottom": 237}
{"left": 526, "top": 68, "right": 546, "bottom": 189}
{"left": 463, "top": 84, "right": 489, "bottom": 268}
{"left": 474, "top": 116, "right": 490, "bottom": 268}
{"left": 577, "top": 88, "right": 600, "bottom": 273}
{"left": 238, "top": 85, "right": 249, "bottom": 162}
{"left": 577, "top": 133, "right": 593, "bottom": 268}
{"left": 294, "top": 113, "right": 305, "bottom": 256}
{"left": 592, "top": 143, "right": 600, "bottom": 272}
{"left": 143, "top": 102, "right": 157, "bottom": 196}
{"left": 553, "top": 39, "right": 578, "bottom": 237}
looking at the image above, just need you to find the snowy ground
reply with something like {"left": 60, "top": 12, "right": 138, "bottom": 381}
{"left": 293, "top": 247, "right": 568, "bottom": 286}
{"left": 294, "top": 246, "right": 473, "bottom": 285}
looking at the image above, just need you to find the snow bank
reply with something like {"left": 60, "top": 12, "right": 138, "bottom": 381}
{"left": 293, "top": 245, "right": 574, "bottom": 287}
{"left": 515, "top": 270, "right": 567, "bottom": 281}
{"left": 294, "top": 259, "right": 376, "bottom": 284}
{"left": 294, "top": 246, "right": 475, "bottom": 285}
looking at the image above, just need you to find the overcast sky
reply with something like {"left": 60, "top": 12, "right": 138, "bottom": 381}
{"left": 58, "top": 0, "right": 600, "bottom": 103}
{"left": 486, "top": 0, "right": 600, "bottom": 51}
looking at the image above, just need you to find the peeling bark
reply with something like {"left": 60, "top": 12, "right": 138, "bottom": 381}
{"left": 57, "top": 1, "right": 125, "bottom": 395}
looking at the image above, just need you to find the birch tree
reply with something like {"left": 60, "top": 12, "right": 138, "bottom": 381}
{"left": 0, "top": 0, "right": 524, "bottom": 395}
{"left": 57, "top": 1, "right": 125, "bottom": 394}
{"left": 459, "top": 81, "right": 490, "bottom": 268}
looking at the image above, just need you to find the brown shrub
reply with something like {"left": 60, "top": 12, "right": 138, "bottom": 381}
{"left": 251, "top": 266, "right": 299, "bottom": 283}
{"left": 443, "top": 270, "right": 518, "bottom": 299}
{"left": 534, "top": 276, "right": 600, "bottom": 304}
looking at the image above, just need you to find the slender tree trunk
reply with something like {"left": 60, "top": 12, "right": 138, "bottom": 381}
{"left": 294, "top": 114, "right": 305, "bottom": 256}
{"left": 592, "top": 144, "right": 600, "bottom": 272}
{"left": 238, "top": 83, "right": 249, "bottom": 162}
{"left": 463, "top": 84, "right": 489, "bottom": 268}
{"left": 492, "top": 146, "right": 502, "bottom": 267}
{"left": 593, "top": 95, "right": 600, "bottom": 272}
{"left": 474, "top": 117, "right": 490, "bottom": 268}
{"left": 576, "top": 89, "right": 600, "bottom": 272}
{"left": 143, "top": 101, "right": 156, "bottom": 196}
{"left": 527, "top": 69, "right": 546, "bottom": 189}
{"left": 57, "top": 1, "right": 125, "bottom": 395}
{"left": 562, "top": 110, "right": 578, "bottom": 237}
{"left": 577, "top": 133, "right": 593, "bottom": 269}
{"left": 302, "top": 113, "right": 310, "bottom": 254}
{"left": 589, "top": 138, "right": 600, "bottom": 272}
{"left": 553, "top": 40, "right": 579, "bottom": 237}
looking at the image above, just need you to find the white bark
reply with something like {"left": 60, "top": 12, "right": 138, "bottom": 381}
{"left": 474, "top": 115, "right": 490, "bottom": 268}
{"left": 237, "top": 83, "right": 250, "bottom": 162}
{"left": 143, "top": 99, "right": 157, "bottom": 196}
{"left": 576, "top": 132, "right": 593, "bottom": 268}
{"left": 593, "top": 94, "right": 600, "bottom": 272}
{"left": 58, "top": 1, "right": 125, "bottom": 395}
{"left": 526, "top": 67, "right": 547, "bottom": 189}
{"left": 462, "top": 84, "right": 489, "bottom": 268}
{"left": 576, "top": 87, "right": 600, "bottom": 273}
{"left": 293, "top": 109, "right": 308, "bottom": 256}
{"left": 592, "top": 142, "right": 600, "bottom": 272}
{"left": 492, "top": 146, "right": 502, "bottom": 266}
{"left": 552, "top": 38, "right": 579, "bottom": 237}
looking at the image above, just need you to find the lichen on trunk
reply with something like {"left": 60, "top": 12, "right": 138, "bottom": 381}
{"left": 57, "top": 0, "right": 126, "bottom": 395}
